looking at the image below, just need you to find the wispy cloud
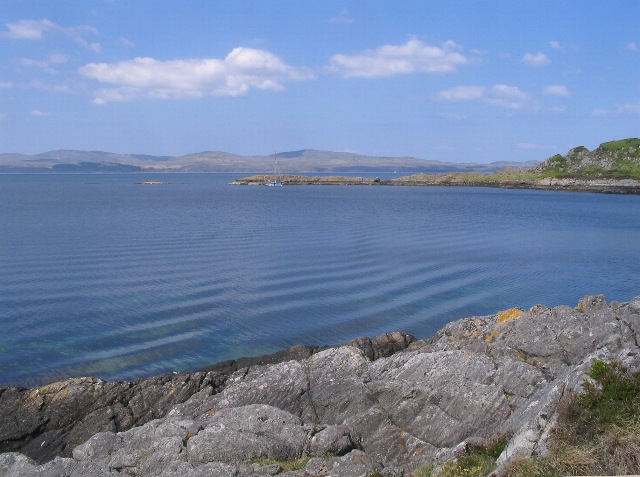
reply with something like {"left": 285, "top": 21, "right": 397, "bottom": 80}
{"left": 522, "top": 51, "right": 550, "bottom": 67}
{"left": 548, "top": 41, "right": 579, "bottom": 53}
{"left": 80, "top": 47, "right": 314, "bottom": 104}
{"left": 0, "top": 81, "right": 12, "bottom": 89}
{"left": 616, "top": 101, "right": 640, "bottom": 114}
{"left": 592, "top": 101, "right": 640, "bottom": 116}
{"left": 30, "top": 109, "right": 50, "bottom": 117}
{"left": 19, "top": 53, "right": 68, "bottom": 74}
{"left": 119, "top": 38, "right": 135, "bottom": 48}
{"left": 2, "top": 18, "right": 101, "bottom": 52}
{"left": 628, "top": 42, "right": 638, "bottom": 52}
{"left": 435, "top": 84, "right": 532, "bottom": 109}
{"left": 329, "top": 38, "right": 470, "bottom": 78}
{"left": 331, "top": 8, "right": 353, "bottom": 24}
{"left": 2, "top": 19, "right": 56, "bottom": 39}
{"left": 543, "top": 84, "right": 571, "bottom": 97}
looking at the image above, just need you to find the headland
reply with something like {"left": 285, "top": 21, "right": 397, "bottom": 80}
{"left": 232, "top": 138, "right": 640, "bottom": 194}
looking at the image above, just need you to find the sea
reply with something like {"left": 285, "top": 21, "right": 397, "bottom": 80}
{"left": 1, "top": 173, "right": 638, "bottom": 388}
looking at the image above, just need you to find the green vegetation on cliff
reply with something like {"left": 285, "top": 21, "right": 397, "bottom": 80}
{"left": 414, "top": 360, "right": 640, "bottom": 477}
{"left": 532, "top": 138, "right": 640, "bottom": 179}
{"left": 503, "top": 360, "right": 640, "bottom": 476}
{"left": 389, "top": 138, "right": 640, "bottom": 185}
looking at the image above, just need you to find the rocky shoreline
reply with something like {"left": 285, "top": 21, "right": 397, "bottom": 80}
{"left": 2, "top": 294, "right": 639, "bottom": 476}
{"left": 230, "top": 174, "right": 640, "bottom": 194}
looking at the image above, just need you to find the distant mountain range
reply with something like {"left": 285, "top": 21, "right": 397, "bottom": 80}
{"left": 0, "top": 149, "right": 539, "bottom": 174}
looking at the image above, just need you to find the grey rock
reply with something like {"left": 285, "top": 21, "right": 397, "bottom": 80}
{"left": 309, "top": 425, "right": 355, "bottom": 456}
{"left": 0, "top": 332, "right": 416, "bottom": 466}
{"left": 328, "top": 449, "right": 383, "bottom": 477}
{"left": 0, "top": 453, "right": 36, "bottom": 477}
{"left": 252, "top": 463, "right": 282, "bottom": 475}
{"left": 0, "top": 372, "right": 221, "bottom": 464}
{"left": 188, "top": 405, "right": 310, "bottom": 465}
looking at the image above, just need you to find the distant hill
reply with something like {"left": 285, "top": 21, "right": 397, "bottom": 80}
{"left": 0, "top": 148, "right": 538, "bottom": 174}
{"left": 532, "top": 138, "right": 640, "bottom": 179}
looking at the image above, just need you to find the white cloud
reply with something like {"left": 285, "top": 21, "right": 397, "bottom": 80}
{"left": 2, "top": 18, "right": 100, "bottom": 52}
{"left": 2, "top": 19, "right": 56, "bottom": 39}
{"left": 436, "top": 85, "right": 485, "bottom": 102}
{"left": 331, "top": 8, "right": 353, "bottom": 24}
{"left": 80, "top": 48, "right": 314, "bottom": 104}
{"left": 0, "top": 81, "right": 12, "bottom": 89}
{"left": 329, "top": 38, "right": 470, "bottom": 78}
{"left": 550, "top": 41, "right": 561, "bottom": 49}
{"left": 628, "top": 42, "right": 638, "bottom": 52}
{"left": 591, "top": 101, "right": 640, "bottom": 116}
{"left": 543, "top": 84, "right": 571, "bottom": 97}
{"left": 31, "top": 110, "right": 50, "bottom": 117}
{"left": 522, "top": 51, "right": 550, "bottom": 67}
{"left": 19, "top": 53, "right": 68, "bottom": 73}
{"left": 616, "top": 101, "right": 640, "bottom": 114}
{"left": 435, "top": 84, "right": 532, "bottom": 109}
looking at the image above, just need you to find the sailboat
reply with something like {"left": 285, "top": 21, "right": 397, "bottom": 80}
{"left": 263, "top": 156, "right": 283, "bottom": 187}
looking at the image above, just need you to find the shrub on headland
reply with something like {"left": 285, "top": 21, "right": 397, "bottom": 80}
{"left": 503, "top": 360, "right": 640, "bottom": 476}
{"left": 413, "top": 360, "right": 640, "bottom": 477}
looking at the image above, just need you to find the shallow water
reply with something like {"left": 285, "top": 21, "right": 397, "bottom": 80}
{"left": 1, "top": 173, "right": 638, "bottom": 387}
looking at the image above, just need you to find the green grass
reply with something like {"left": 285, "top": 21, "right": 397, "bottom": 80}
{"left": 413, "top": 361, "right": 640, "bottom": 477}
{"left": 414, "top": 438, "right": 508, "bottom": 477}
{"left": 503, "top": 360, "right": 640, "bottom": 476}
{"left": 253, "top": 456, "right": 312, "bottom": 472}
{"left": 599, "top": 138, "right": 640, "bottom": 155}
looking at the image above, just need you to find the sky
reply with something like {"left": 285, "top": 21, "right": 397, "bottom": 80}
{"left": 0, "top": 1, "right": 638, "bottom": 163}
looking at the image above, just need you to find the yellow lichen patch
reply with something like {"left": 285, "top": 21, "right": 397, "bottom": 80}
{"left": 496, "top": 308, "right": 524, "bottom": 325}
{"left": 484, "top": 330, "right": 499, "bottom": 342}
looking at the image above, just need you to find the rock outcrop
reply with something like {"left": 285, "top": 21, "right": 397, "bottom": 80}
{"left": 0, "top": 332, "right": 414, "bottom": 465}
{"left": 1, "top": 296, "right": 639, "bottom": 476}
{"left": 231, "top": 138, "right": 640, "bottom": 194}
{"left": 531, "top": 138, "right": 640, "bottom": 178}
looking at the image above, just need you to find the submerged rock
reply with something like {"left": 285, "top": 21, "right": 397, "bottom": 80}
{"left": 1, "top": 295, "right": 639, "bottom": 476}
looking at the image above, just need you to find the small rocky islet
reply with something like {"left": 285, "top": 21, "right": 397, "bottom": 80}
{"left": 1, "top": 294, "right": 639, "bottom": 476}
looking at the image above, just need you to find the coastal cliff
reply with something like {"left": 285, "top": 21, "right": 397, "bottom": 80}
{"left": 1, "top": 294, "right": 639, "bottom": 476}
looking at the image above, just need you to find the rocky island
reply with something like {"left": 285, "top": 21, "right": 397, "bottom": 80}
{"left": 232, "top": 138, "right": 640, "bottom": 194}
{"left": 1, "top": 294, "right": 639, "bottom": 476}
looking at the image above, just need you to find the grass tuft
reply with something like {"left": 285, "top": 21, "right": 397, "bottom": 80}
{"left": 503, "top": 360, "right": 640, "bottom": 476}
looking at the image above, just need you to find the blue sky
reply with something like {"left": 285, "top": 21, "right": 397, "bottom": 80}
{"left": 0, "top": 1, "right": 638, "bottom": 163}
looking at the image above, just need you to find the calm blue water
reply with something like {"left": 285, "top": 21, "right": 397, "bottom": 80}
{"left": 0, "top": 173, "right": 638, "bottom": 387}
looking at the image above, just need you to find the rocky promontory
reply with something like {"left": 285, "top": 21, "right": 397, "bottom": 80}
{"left": 231, "top": 173, "right": 640, "bottom": 194}
{"left": 1, "top": 295, "right": 639, "bottom": 476}
{"left": 232, "top": 138, "right": 640, "bottom": 194}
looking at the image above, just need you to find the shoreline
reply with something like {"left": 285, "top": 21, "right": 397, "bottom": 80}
{"left": 231, "top": 174, "right": 640, "bottom": 194}
{"left": 1, "top": 294, "right": 639, "bottom": 476}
